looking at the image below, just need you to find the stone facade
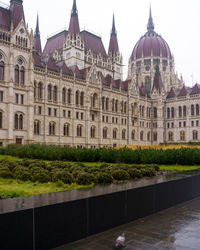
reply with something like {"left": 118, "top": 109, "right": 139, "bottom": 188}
{"left": 0, "top": 0, "right": 199, "bottom": 148}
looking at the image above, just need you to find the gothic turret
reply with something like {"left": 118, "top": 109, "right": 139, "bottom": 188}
{"left": 34, "top": 14, "right": 42, "bottom": 54}
{"left": 10, "top": 0, "right": 25, "bottom": 30}
{"left": 68, "top": 0, "right": 80, "bottom": 35}
{"left": 108, "top": 14, "right": 119, "bottom": 54}
{"left": 152, "top": 65, "right": 164, "bottom": 93}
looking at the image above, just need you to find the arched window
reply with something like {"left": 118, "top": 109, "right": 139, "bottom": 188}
{"left": 154, "top": 107, "right": 157, "bottom": 118}
{"left": 77, "top": 125, "right": 82, "bottom": 137}
{"left": 34, "top": 120, "right": 40, "bottom": 135}
{"left": 19, "top": 114, "right": 23, "bottom": 129}
{"left": 80, "top": 92, "right": 84, "bottom": 106}
{"left": 167, "top": 107, "right": 170, "bottom": 119}
{"left": 183, "top": 106, "right": 187, "bottom": 117}
{"left": 20, "top": 66, "right": 25, "bottom": 85}
{"left": 168, "top": 131, "right": 173, "bottom": 141}
{"left": 191, "top": 105, "right": 194, "bottom": 116}
{"left": 193, "top": 130, "right": 198, "bottom": 140}
{"left": 171, "top": 107, "right": 175, "bottom": 118}
{"left": 180, "top": 131, "right": 185, "bottom": 141}
{"left": 92, "top": 93, "right": 97, "bottom": 108}
{"left": 103, "top": 127, "right": 108, "bottom": 139}
{"left": 122, "top": 129, "right": 126, "bottom": 140}
{"left": 34, "top": 81, "right": 37, "bottom": 98}
{"left": 179, "top": 106, "right": 182, "bottom": 118}
{"left": 112, "top": 99, "right": 115, "bottom": 112}
{"left": 53, "top": 86, "right": 57, "bottom": 102}
{"left": 115, "top": 100, "right": 118, "bottom": 112}
{"left": 0, "top": 61, "right": 4, "bottom": 80}
{"left": 113, "top": 128, "right": 117, "bottom": 139}
{"left": 48, "top": 84, "right": 52, "bottom": 101}
{"left": 147, "top": 131, "right": 151, "bottom": 141}
{"left": 124, "top": 102, "right": 127, "bottom": 114}
{"left": 63, "top": 123, "right": 70, "bottom": 136}
{"left": 153, "top": 132, "right": 157, "bottom": 141}
{"left": 14, "top": 113, "right": 23, "bottom": 130}
{"left": 196, "top": 104, "right": 199, "bottom": 116}
{"left": 67, "top": 89, "right": 71, "bottom": 104}
{"left": 121, "top": 101, "right": 124, "bottom": 113}
{"left": 131, "top": 130, "right": 135, "bottom": 140}
{"left": 102, "top": 97, "right": 105, "bottom": 110}
{"left": 0, "top": 111, "right": 2, "bottom": 128}
{"left": 62, "top": 88, "right": 66, "bottom": 104}
{"left": 76, "top": 91, "right": 79, "bottom": 105}
{"left": 38, "top": 82, "right": 42, "bottom": 99}
{"left": 90, "top": 126, "right": 96, "bottom": 138}
{"left": 106, "top": 97, "right": 109, "bottom": 111}
{"left": 49, "top": 122, "right": 56, "bottom": 135}
{"left": 142, "top": 106, "right": 145, "bottom": 117}
{"left": 15, "top": 65, "right": 19, "bottom": 84}
{"left": 140, "top": 131, "right": 144, "bottom": 141}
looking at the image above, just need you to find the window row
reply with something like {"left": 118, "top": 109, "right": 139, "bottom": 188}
{"left": 167, "top": 104, "right": 200, "bottom": 119}
{"left": 168, "top": 130, "right": 199, "bottom": 141}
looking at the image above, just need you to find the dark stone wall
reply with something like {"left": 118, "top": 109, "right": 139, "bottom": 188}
{"left": 1, "top": 175, "right": 200, "bottom": 250}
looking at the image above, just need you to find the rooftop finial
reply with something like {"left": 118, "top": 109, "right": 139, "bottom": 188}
{"left": 111, "top": 13, "right": 117, "bottom": 36}
{"left": 72, "top": 0, "right": 78, "bottom": 16}
{"left": 147, "top": 5, "right": 154, "bottom": 33}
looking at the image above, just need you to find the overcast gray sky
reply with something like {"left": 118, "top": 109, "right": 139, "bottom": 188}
{"left": 3, "top": 0, "right": 200, "bottom": 85}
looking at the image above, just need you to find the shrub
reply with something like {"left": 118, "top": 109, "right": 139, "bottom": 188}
{"left": 31, "top": 170, "right": 50, "bottom": 183}
{"left": 52, "top": 170, "right": 74, "bottom": 184}
{"left": 76, "top": 172, "right": 95, "bottom": 185}
{"left": 0, "top": 167, "right": 13, "bottom": 178}
{"left": 141, "top": 168, "right": 156, "bottom": 177}
{"left": 13, "top": 169, "right": 31, "bottom": 181}
{"left": 128, "top": 168, "right": 143, "bottom": 179}
{"left": 111, "top": 169, "right": 130, "bottom": 181}
{"left": 96, "top": 173, "right": 113, "bottom": 184}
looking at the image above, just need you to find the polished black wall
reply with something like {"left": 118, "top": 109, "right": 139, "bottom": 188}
{"left": 1, "top": 175, "right": 200, "bottom": 250}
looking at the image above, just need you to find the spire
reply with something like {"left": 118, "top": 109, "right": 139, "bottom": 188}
{"left": 108, "top": 14, "right": 119, "bottom": 54}
{"left": 147, "top": 5, "right": 155, "bottom": 33}
{"left": 33, "top": 14, "right": 42, "bottom": 54}
{"left": 152, "top": 65, "right": 164, "bottom": 92}
{"left": 34, "top": 14, "right": 40, "bottom": 38}
{"left": 111, "top": 14, "right": 117, "bottom": 36}
{"left": 68, "top": 0, "right": 80, "bottom": 34}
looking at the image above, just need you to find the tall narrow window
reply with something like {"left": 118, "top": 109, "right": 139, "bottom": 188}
{"left": 171, "top": 107, "right": 175, "bottom": 118}
{"left": 169, "top": 131, "right": 173, "bottom": 141}
{"left": 0, "top": 111, "right": 2, "bottom": 128}
{"left": 48, "top": 85, "right": 52, "bottom": 101}
{"left": 122, "top": 129, "right": 126, "bottom": 140}
{"left": 15, "top": 65, "right": 19, "bottom": 84}
{"left": 20, "top": 66, "right": 25, "bottom": 85}
{"left": 191, "top": 105, "right": 194, "bottom": 116}
{"left": 102, "top": 97, "right": 105, "bottom": 110}
{"left": 167, "top": 107, "right": 170, "bottom": 119}
{"left": 34, "top": 120, "right": 40, "bottom": 135}
{"left": 132, "top": 130, "right": 135, "bottom": 140}
{"left": 53, "top": 86, "right": 57, "bottom": 102}
{"left": 76, "top": 91, "right": 79, "bottom": 105}
{"left": 62, "top": 88, "right": 66, "bottom": 104}
{"left": 106, "top": 98, "right": 109, "bottom": 111}
{"left": 14, "top": 113, "right": 23, "bottom": 130}
{"left": 0, "top": 61, "right": 4, "bottom": 80}
{"left": 113, "top": 128, "right": 117, "bottom": 139}
{"left": 90, "top": 126, "right": 96, "bottom": 138}
{"left": 196, "top": 104, "right": 199, "bottom": 116}
{"left": 103, "top": 127, "right": 108, "bottom": 139}
{"left": 49, "top": 122, "right": 55, "bottom": 135}
{"left": 193, "top": 130, "right": 198, "bottom": 140}
{"left": 115, "top": 100, "right": 118, "bottom": 112}
{"left": 80, "top": 92, "right": 84, "bottom": 106}
{"left": 154, "top": 107, "right": 157, "bottom": 118}
{"left": 183, "top": 106, "right": 187, "bottom": 117}
{"left": 180, "top": 131, "right": 185, "bottom": 141}
{"left": 38, "top": 82, "right": 42, "bottom": 99}
{"left": 67, "top": 89, "right": 71, "bottom": 104}
{"left": 179, "top": 106, "right": 182, "bottom": 118}
{"left": 77, "top": 125, "right": 82, "bottom": 137}
{"left": 19, "top": 114, "right": 23, "bottom": 129}
{"left": 34, "top": 82, "right": 37, "bottom": 98}
{"left": 63, "top": 123, "right": 70, "bottom": 136}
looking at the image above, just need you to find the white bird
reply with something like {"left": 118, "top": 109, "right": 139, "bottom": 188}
{"left": 113, "top": 232, "right": 126, "bottom": 248}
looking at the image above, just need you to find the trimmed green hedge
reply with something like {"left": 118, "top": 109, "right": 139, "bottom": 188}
{"left": 1, "top": 144, "right": 200, "bottom": 165}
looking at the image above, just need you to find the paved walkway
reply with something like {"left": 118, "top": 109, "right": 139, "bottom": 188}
{"left": 54, "top": 197, "right": 200, "bottom": 250}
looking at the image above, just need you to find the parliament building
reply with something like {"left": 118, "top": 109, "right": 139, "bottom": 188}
{"left": 0, "top": 0, "right": 199, "bottom": 148}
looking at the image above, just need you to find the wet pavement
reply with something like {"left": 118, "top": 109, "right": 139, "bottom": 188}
{"left": 54, "top": 197, "right": 200, "bottom": 250}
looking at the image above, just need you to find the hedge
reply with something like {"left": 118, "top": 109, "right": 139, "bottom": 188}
{"left": 1, "top": 144, "right": 200, "bottom": 165}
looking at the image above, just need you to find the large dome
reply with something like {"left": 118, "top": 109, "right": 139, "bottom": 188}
{"left": 130, "top": 8, "right": 172, "bottom": 61}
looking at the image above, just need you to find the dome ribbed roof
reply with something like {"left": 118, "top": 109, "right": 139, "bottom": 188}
{"left": 130, "top": 7, "right": 172, "bottom": 61}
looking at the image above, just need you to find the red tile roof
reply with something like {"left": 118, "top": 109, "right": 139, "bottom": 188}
{"left": 166, "top": 87, "right": 176, "bottom": 99}
{"left": 47, "top": 58, "right": 59, "bottom": 73}
{"left": 108, "top": 35, "right": 119, "bottom": 54}
{"left": 0, "top": 7, "right": 10, "bottom": 31}
{"left": 121, "top": 80, "right": 129, "bottom": 92}
{"left": 34, "top": 37, "right": 42, "bottom": 54}
{"left": 81, "top": 30, "right": 107, "bottom": 57}
{"left": 178, "top": 85, "right": 188, "bottom": 97}
{"left": 43, "top": 30, "right": 67, "bottom": 57}
{"left": 190, "top": 83, "right": 200, "bottom": 95}
{"left": 33, "top": 52, "right": 45, "bottom": 69}
{"left": 68, "top": 14, "right": 80, "bottom": 35}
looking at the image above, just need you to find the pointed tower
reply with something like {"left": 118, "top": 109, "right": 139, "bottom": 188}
{"left": 10, "top": 0, "right": 25, "bottom": 30}
{"left": 68, "top": 0, "right": 80, "bottom": 35}
{"left": 152, "top": 65, "right": 164, "bottom": 94}
{"left": 108, "top": 14, "right": 119, "bottom": 54}
{"left": 64, "top": 0, "right": 84, "bottom": 68}
{"left": 147, "top": 5, "right": 154, "bottom": 33}
{"left": 33, "top": 14, "right": 42, "bottom": 54}
{"left": 108, "top": 14, "right": 122, "bottom": 80}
